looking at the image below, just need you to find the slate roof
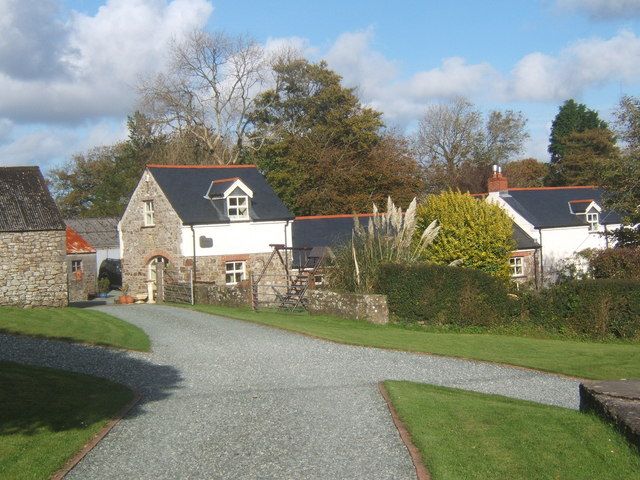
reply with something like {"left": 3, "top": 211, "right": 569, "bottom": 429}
{"left": 512, "top": 223, "right": 539, "bottom": 250}
{"left": 66, "top": 226, "right": 96, "bottom": 254}
{"left": 293, "top": 214, "right": 539, "bottom": 252}
{"left": 65, "top": 217, "right": 119, "bottom": 249}
{"left": 292, "top": 215, "right": 372, "bottom": 249}
{"left": 148, "top": 165, "right": 293, "bottom": 225}
{"left": 500, "top": 187, "right": 622, "bottom": 228}
{"left": 0, "top": 166, "right": 65, "bottom": 232}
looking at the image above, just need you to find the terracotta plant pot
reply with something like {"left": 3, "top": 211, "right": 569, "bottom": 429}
{"left": 116, "top": 295, "right": 134, "bottom": 305}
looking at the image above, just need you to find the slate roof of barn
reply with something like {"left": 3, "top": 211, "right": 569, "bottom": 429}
{"left": 293, "top": 214, "right": 540, "bottom": 251}
{"left": 65, "top": 217, "right": 119, "bottom": 249}
{"left": 0, "top": 166, "right": 65, "bottom": 232}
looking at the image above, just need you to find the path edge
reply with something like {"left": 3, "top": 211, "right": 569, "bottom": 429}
{"left": 52, "top": 390, "right": 142, "bottom": 480}
{"left": 378, "top": 382, "right": 431, "bottom": 480}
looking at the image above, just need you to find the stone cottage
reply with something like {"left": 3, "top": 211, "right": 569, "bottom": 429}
{"left": 120, "top": 165, "right": 294, "bottom": 301}
{"left": 66, "top": 226, "right": 97, "bottom": 302}
{"left": 0, "top": 166, "right": 68, "bottom": 307}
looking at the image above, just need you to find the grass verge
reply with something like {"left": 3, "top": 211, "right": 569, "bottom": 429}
{"left": 0, "top": 362, "right": 134, "bottom": 480}
{"left": 187, "top": 304, "right": 640, "bottom": 379}
{"left": 0, "top": 307, "right": 150, "bottom": 351}
{"left": 383, "top": 381, "right": 640, "bottom": 480}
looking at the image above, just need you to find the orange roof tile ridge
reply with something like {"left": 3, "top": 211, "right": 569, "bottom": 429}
{"left": 146, "top": 164, "right": 256, "bottom": 169}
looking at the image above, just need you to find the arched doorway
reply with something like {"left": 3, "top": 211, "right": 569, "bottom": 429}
{"left": 147, "top": 256, "right": 169, "bottom": 303}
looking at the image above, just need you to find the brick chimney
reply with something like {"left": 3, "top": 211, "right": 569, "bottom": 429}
{"left": 488, "top": 165, "right": 508, "bottom": 193}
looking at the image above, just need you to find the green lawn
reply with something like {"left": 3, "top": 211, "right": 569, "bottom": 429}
{"left": 0, "top": 307, "right": 150, "bottom": 351}
{"left": 383, "top": 381, "right": 640, "bottom": 480}
{"left": 188, "top": 304, "right": 640, "bottom": 379}
{"left": 0, "top": 362, "right": 134, "bottom": 480}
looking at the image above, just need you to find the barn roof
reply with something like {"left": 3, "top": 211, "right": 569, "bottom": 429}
{"left": 66, "top": 226, "right": 96, "bottom": 254}
{"left": 65, "top": 217, "right": 119, "bottom": 249}
{"left": 0, "top": 166, "right": 65, "bottom": 232}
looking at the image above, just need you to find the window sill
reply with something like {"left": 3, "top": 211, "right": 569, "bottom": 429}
{"left": 142, "top": 225, "right": 156, "bottom": 229}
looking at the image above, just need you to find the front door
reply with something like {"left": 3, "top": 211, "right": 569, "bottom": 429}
{"left": 147, "top": 256, "right": 169, "bottom": 302}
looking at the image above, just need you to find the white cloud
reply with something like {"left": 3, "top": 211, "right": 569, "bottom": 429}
{"left": 0, "top": 120, "right": 128, "bottom": 168}
{"left": 316, "top": 28, "right": 640, "bottom": 122}
{"left": 321, "top": 30, "right": 498, "bottom": 124}
{"left": 0, "top": 118, "right": 13, "bottom": 144}
{"left": 0, "top": 0, "right": 213, "bottom": 124}
{"left": 0, "top": 0, "right": 71, "bottom": 80}
{"left": 506, "top": 30, "right": 640, "bottom": 101}
{"left": 556, "top": 0, "right": 640, "bottom": 19}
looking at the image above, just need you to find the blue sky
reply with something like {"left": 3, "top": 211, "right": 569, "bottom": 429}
{"left": 1, "top": 0, "right": 640, "bottom": 169}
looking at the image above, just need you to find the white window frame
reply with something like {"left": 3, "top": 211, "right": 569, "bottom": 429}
{"left": 227, "top": 195, "right": 249, "bottom": 221}
{"left": 225, "top": 261, "right": 246, "bottom": 285}
{"left": 71, "top": 260, "right": 83, "bottom": 273}
{"left": 586, "top": 212, "right": 599, "bottom": 232}
{"left": 509, "top": 257, "right": 524, "bottom": 277}
{"left": 143, "top": 200, "right": 155, "bottom": 226}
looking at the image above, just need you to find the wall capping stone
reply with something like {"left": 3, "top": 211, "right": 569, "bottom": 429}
{"left": 307, "top": 289, "right": 389, "bottom": 324}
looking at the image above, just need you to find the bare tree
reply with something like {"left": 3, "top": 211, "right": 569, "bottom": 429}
{"left": 139, "top": 31, "right": 268, "bottom": 164}
{"left": 414, "top": 97, "right": 528, "bottom": 192}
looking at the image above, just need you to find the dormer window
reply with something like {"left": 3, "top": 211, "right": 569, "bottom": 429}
{"left": 204, "top": 177, "right": 253, "bottom": 221}
{"left": 227, "top": 195, "right": 249, "bottom": 220}
{"left": 586, "top": 212, "right": 599, "bottom": 232}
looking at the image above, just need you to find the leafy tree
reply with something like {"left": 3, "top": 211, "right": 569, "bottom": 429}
{"left": 414, "top": 97, "right": 528, "bottom": 193}
{"left": 548, "top": 99, "right": 608, "bottom": 163}
{"left": 502, "top": 158, "right": 549, "bottom": 187}
{"left": 603, "top": 95, "right": 640, "bottom": 246}
{"left": 250, "top": 58, "right": 423, "bottom": 215}
{"left": 547, "top": 128, "right": 619, "bottom": 186}
{"left": 416, "top": 191, "right": 515, "bottom": 280}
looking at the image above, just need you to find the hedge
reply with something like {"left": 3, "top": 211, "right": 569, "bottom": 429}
{"left": 521, "top": 279, "right": 640, "bottom": 340}
{"left": 377, "top": 263, "right": 511, "bottom": 327}
{"left": 589, "top": 248, "right": 640, "bottom": 280}
{"left": 377, "top": 263, "right": 640, "bottom": 340}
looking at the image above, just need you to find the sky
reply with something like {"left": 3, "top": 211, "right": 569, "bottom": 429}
{"left": 1, "top": 0, "right": 640, "bottom": 170}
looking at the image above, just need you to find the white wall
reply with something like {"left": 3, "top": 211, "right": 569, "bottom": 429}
{"left": 181, "top": 220, "right": 292, "bottom": 257}
{"left": 539, "top": 225, "right": 617, "bottom": 281}
{"left": 96, "top": 247, "right": 121, "bottom": 272}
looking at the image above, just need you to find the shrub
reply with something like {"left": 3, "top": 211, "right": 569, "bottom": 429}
{"left": 328, "top": 197, "right": 439, "bottom": 293}
{"left": 416, "top": 190, "right": 515, "bottom": 281}
{"left": 377, "top": 263, "right": 511, "bottom": 327}
{"left": 589, "top": 248, "right": 640, "bottom": 280}
{"left": 521, "top": 279, "right": 640, "bottom": 340}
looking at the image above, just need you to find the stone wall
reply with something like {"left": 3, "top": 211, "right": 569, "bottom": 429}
{"left": 67, "top": 253, "right": 97, "bottom": 302}
{"left": 307, "top": 289, "right": 389, "bottom": 324}
{"left": 0, "top": 230, "right": 68, "bottom": 307}
{"left": 191, "top": 282, "right": 251, "bottom": 307}
{"left": 120, "top": 174, "right": 184, "bottom": 297}
{"left": 511, "top": 249, "right": 540, "bottom": 288}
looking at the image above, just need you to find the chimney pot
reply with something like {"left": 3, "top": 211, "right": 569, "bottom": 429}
{"left": 488, "top": 167, "right": 508, "bottom": 193}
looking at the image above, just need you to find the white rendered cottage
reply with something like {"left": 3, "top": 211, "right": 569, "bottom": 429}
{"left": 485, "top": 168, "right": 622, "bottom": 284}
{"left": 119, "top": 165, "right": 293, "bottom": 301}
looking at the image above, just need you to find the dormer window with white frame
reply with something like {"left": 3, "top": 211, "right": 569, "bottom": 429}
{"left": 143, "top": 200, "right": 155, "bottom": 226}
{"left": 204, "top": 177, "right": 254, "bottom": 221}
{"left": 227, "top": 195, "right": 249, "bottom": 220}
{"left": 586, "top": 211, "right": 599, "bottom": 232}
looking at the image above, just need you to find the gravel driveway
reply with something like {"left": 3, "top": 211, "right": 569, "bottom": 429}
{"left": 0, "top": 305, "right": 580, "bottom": 479}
